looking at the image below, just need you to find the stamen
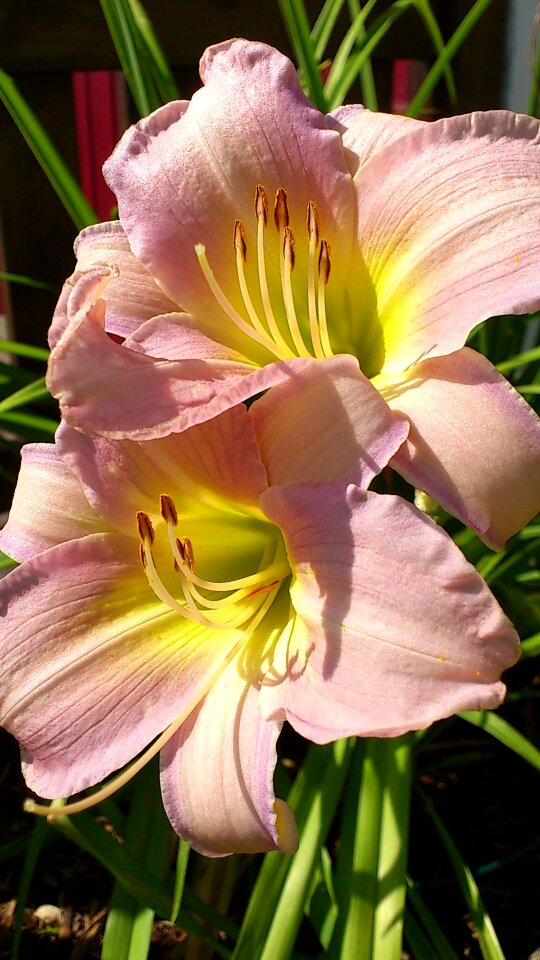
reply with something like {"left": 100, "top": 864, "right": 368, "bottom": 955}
{"left": 274, "top": 187, "right": 290, "bottom": 231}
{"left": 254, "top": 185, "right": 294, "bottom": 357}
{"left": 136, "top": 511, "right": 155, "bottom": 544}
{"left": 25, "top": 586, "right": 280, "bottom": 822}
{"left": 280, "top": 227, "right": 311, "bottom": 358}
{"left": 317, "top": 240, "right": 333, "bottom": 357}
{"left": 195, "top": 244, "right": 287, "bottom": 360}
{"left": 233, "top": 220, "right": 277, "bottom": 343}
{"left": 306, "top": 201, "right": 325, "bottom": 359}
{"left": 160, "top": 494, "right": 177, "bottom": 527}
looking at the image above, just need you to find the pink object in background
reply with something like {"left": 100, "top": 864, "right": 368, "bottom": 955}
{"left": 72, "top": 71, "right": 125, "bottom": 222}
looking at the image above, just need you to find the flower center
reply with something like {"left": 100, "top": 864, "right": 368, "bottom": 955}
{"left": 195, "top": 184, "right": 334, "bottom": 362}
{"left": 136, "top": 493, "right": 289, "bottom": 631}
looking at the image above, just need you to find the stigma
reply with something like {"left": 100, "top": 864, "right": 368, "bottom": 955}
{"left": 195, "top": 185, "right": 333, "bottom": 362}
{"left": 136, "top": 494, "right": 289, "bottom": 632}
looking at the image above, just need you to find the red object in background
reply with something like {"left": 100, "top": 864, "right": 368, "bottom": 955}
{"left": 391, "top": 59, "right": 430, "bottom": 116}
{"left": 72, "top": 71, "right": 125, "bottom": 222}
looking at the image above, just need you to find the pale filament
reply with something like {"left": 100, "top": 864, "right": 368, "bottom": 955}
{"left": 24, "top": 584, "right": 280, "bottom": 821}
{"left": 138, "top": 501, "right": 286, "bottom": 632}
{"left": 195, "top": 184, "right": 335, "bottom": 363}
{"left": 317, "top": 240, "right": 333, "bottom": 357}
{"left": 195, "top": 244, "right": 287, "bottom": 360}
{"left": 307, "top": 201, "right": 325, "bottom": 359}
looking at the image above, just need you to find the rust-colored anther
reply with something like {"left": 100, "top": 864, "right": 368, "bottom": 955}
{"left": 274, "top": 187, "right": 290, "bottom": 231}
{"left": 283, "top": 226, "right": 295, "bottom": 270}
{"left": 254, "top": 184, "right": 269, "bottom": 225}
{"left": 175, "top": 537, "right": 187, "bottom": 563}
{"left": 136, "top": 511, "right": 155, "bottom": 544}
{"left": 306, "top": 201, "right": 320, "bottom": 245}
{"left": 233, "top": 219, "right": 247, "bottom": 261}
{"left": 160, "top": 493, "right": 178, "bottom": 526}
{"left": 318, "top": 239, "right": 331, "bottom": 285}
{"left": 184, "top": 537, "right": 195, "bottom": 571}
{"left": 138, "top": 542, "right": 147, "bottom": 569}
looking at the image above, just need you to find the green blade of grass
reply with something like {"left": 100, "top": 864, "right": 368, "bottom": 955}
{"left": 232, "top": 741, "right": 353, "bottom": 960}
{"left": 416, "top": 785, "right": 506, "bottom": 960}
{"left": 521, "top": 630, "right": 540, "bottom": 658}
{"left": 326, "top": 0, "right": 410, "bottom": 108}
{"left": 101, "top": 762, "right": 173, "bottom": 960}
{"left": 459, "top": 711, "right": 540, "bottom": 772}
{"left": 50, "top": 805, "right": 235, "bottom": 957}
{"left": 405, "top": 877, "right": 459, "bottom": 960}
{"left": 0, "top": 69, "right": 97, "bottom": 230}
{"left": 496, "top": 344, "right": 540, "bottom": 373}
{"left": 10, "top": 817, "right": 51, "bottom": 960}
{"left": 311, "top": 0, "right": 349, "bottom": 61}
{"left": 346, "top": 0, "right": 378, "bottom": 110}
{"left": 100, "top": 0, "right": 154, "bottom": 116}
{"left": 170, "top": 839, "right": 190, "bottom": 923}
{"left": 0, "top": 272, "right": 56, "bottom": 292}
{"left": 0, "top": 340, "right": 49, "bottom": 362}
{"left": 406, "top": 0, "right": 494, "bottom": 118}
{"left": 258, "top": 738, "right": 353, "bottom": 960}
{"left": 0, "top": 409, "right": 58, "bottom": 436}
{"left": 409, "top": 0, "right": 456, "bottom": 109}
{"left": 278, "top": 0, "right": 328, "bottom": 111}
{"left": 126, "top": 0, "right": 179, "bottom": 104}
{"left": 0, "top": 377, "right": 49, "bottom": 414}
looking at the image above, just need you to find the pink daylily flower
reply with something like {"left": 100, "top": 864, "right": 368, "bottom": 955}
{"left": 46, "top": 39, "right": 540, "bottom": 550}
{"left": 0, "top": 376, "right": 519, "bottom": 856}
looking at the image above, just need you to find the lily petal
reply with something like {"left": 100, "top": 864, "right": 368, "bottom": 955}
{"left": 383, "top": 347, "right": 540, "bottom": 548}
{"left": 160, "top": 656, "right": 295, "bottom": 857}
{"left": 0, "top": 533, "right": 238, "bottom": 798}
{"left": 260, "top": 484, "right": 519, "bottom": 740}
{"left": 49, "top": 222, "right": 178, "bottom": 348}
{"left": 103, "top": 39, "right": 356, "bottom": 347}
{"left": 47, "top": 297, "right": 359, "bottom": 439}
{"left": 250, "top": 359, "right": 408, "bottom": 487}
{"left": 56, "top": 405, "right": 268, "bottom": 534}
{"left": 355, "top": 110, "right": 540, "bottom": 372}
{"left": 0, "top": 443, "right": 103, "bottom": 562}
{"left": 331, "top": 105, "right": 424, "bottom": 174}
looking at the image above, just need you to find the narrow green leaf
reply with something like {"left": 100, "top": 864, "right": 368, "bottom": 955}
{"left": 0, "top": 69, "right": 97, "bottom": 230}
{"left": 516, "top": 384, "right": 540, "bottom": 394}
{"left": 521, "top": 631, "right": 540, "bottom": 658}
{"left": 497, "top": 345, "right": 540, "bottom": 373}
{"left": 311, "top": 0, "right": 349, "bottom": 60}
{"left": 326, "top": 0, "right": 410, "bottom": 108}
{"left": 102, "top": 763, "right": 172, "bottom": 960}
{"left": 460, "top": 711, "right": 540, "bottom": 772}
{"left": 0, "top": 340, "right": 49, "bottom": 362}
{"left": 126, "top": 0, "right": 179, "bottom": 103}
{"left": 409, "top": 0, "right": 456, "bottom": 109}
{"left": 258, "top": 739, "right": 353, "bottom": 960}
{"left": 232, "top": 741, "right": 353, "bottom": 960}
{"left": 171, "top": 839, "right": 190, "bottom": 923}
{"left": 100, "top": 0, "right": 154, "bottom": 116}
{"left": 0, "top": 376, "right": 49, "bottom": 414}
{"left": 346, "top": 0, "right": 378, "bottom": 110}
{"left": 416, "top": 786, "right": 506, "bottom": 960}
{"left": 0, "top": 272, "right": 56, "bottom": 292}
{"left": 278, "top": 0, "right": 328, "bottom": 111}
{"left": 0, "top": 409, "right": 58, "bottom": 435}
{"left": 49, "top": 808, "right": 235, "bottom": 956}
{"left": 406, "top": 0, "right": 495, "bottom": 118}
{"left": 405, "top": 877, "right": 459, "bottom": 960}
{"left": 11, "top": 817, "right": 50, "bottom": 960}
{"left": 329, "top": 736, "right": 412, "bottom": 960}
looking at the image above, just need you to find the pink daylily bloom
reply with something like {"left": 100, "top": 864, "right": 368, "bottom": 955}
{"left": 0, "top": 379, "right": 519, "bottom": 856}
{"left": 46, "top": 39, "right": 540, "bottom": 549}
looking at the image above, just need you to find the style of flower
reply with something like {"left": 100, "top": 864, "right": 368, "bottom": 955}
{"left": 0, "top": 376, "right": 519, "bottom": 855}
{"left": 47, "top": 39, "right": 540, "bottom": 550}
